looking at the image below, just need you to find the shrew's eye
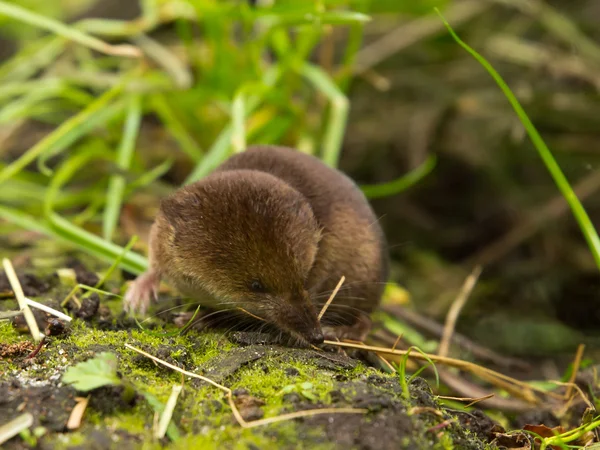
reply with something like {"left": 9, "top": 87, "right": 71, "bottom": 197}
{"left": 249, "top": 280, "right": 266, "bottom": 293}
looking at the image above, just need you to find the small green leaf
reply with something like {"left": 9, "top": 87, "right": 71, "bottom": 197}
{"left": 62, "top": 352, "right": 121, "bottom": 392}
{"left": 301, "top": 390, "right": 318, "bottom": 402}
{"left": 280, "top": 385, "right": 296, "bottom": 394}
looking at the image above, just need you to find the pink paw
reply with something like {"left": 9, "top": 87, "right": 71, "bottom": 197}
{"left": 124, "top": 271, "right": 159, "bottom": 316}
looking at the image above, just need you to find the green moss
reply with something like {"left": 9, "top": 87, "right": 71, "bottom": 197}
{"left": 0, "top": 320, "right": 22, "bottom": 344}
{"left": 2, "top": 315, "right": 498, "bottom": 449}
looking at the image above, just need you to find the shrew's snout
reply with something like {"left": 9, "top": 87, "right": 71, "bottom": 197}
{"left": 306, "top": 328, "right": 324, "bottom": 345}
{"left": 293, "top": 306, "right": 324, "bottom": 345}
{"left": 275, "top": 295, "right": 324, "bottom": 345}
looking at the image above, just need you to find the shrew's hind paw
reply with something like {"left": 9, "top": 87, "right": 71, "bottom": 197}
{"left": 124, "top": 270, "right": 160, "bottom": 316}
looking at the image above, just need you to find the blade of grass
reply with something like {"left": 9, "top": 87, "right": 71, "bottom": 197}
{"left": 231, "top": 91, "right": 247, "bottom": 153}
{"left": 133, "top": 34, "right": 192, "bottom": 89}
{"left": 2, "top": 258, "right": 43, "bottom": 342}
{"left": 48, "top": 214, "right": 147, "bottom": 275}
{"left": 184, "top": 66, "right": 282, "bottom": 184}
{"left": 44, "top": 149, "right": 147, "bottom": 274}
{"left": 0, "top": 83, "right": 125, "bottom": 183}
{"left": 0, "top": 204, "right": 53, "bottom": 235}
{"left": 0, "top": 204, "right": 145, "bottom": 274}
{"left": 0, "top": 81, "right": 94, "bottom": 123}
{"left": 258, "top": 10, "right": 370, "bottom": 28}
{"left": 361, "top": 154, "right": 437, "bottom": 199}
{"left": 127, "top": 159, "right": 173, "bottom": 191}
{"left": 0, "top": 413, "right": 34, "bottom": 446}
{"left": 73, "top": 159, "right": 173, "bottom": 227}
{"left": 0, "top": 178, "right": 93, "bottom": 210}
{"left": 0, "top": 1, "right": 141, "bottom": 58}
{"left": 0, "top": 36, "right": 64, "bottom": 83}
{"left": 184, "top": 126, "right": 234, "bottom": 184}
{"left": 150, "top": 94, "right": 203, "bottom": 161}
{"left": 437, "top": 9, "right": 600, "bottom": 272}
{"left": 89, "top": 236, "right": 138, "bottom": 295}
{"left": 36, "top": 99, "right": 127, "bottom": 176}
{"left": 143, "top": 392, "right": 181, "bottom": 442}
{"left": 300, "top": 63, "right": 349, "bottom": 168}
{"left": 155, "top": 384, "right": 183, "bottom": 439}
{"left": 103, "top": 94, "right": 143, "bottom": 241}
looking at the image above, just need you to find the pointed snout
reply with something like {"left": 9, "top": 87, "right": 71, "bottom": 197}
{"left": 307, "top": 328, "right": 324, "bottom": 345}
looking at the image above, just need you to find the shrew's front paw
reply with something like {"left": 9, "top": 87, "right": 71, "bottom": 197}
{"left": 124, "top": 270, "right": 160, "bottom": 316}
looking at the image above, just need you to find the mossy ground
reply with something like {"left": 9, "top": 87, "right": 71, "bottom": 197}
{"left": 1, "top": 269, "right": 497, "bottom": 450}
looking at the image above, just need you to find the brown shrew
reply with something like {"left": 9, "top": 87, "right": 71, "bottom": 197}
{"left": 124, "top": 145, "right": 389, "bottom": 345}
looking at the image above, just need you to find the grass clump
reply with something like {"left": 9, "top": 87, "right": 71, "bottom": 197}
{"left": 0, "top": 0, "right": 439, "bottom": 271}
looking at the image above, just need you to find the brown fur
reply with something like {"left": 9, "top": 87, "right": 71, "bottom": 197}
{"left": 124, "top": 145, "right": 389, "bottom": 344}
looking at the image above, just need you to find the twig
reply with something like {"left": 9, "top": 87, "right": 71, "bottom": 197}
{"left": 565, "top": 344, "right": 585, "bottom": 400}
{"left": 552, "top": 380, "right": 594, "bottom": 415}
{"left": 318, "top": 275, "right": 345, "bottom": 321}
{"left": 0, "top": 1, "right": 141, "bottom": 58}
{"left": 375, "top": 312, "right": 531, "bottom": 371}
{"left": 437, "top": 393, "right": 495, "bottom": 408}
{"left": 0, "top": 311, "right": 23, "bottom": 320}
{"left": 25, "top": 297, "right": 72, "bottom": 322}
{"left": 240, "top": 406, "right": 366, "bottom": 428}
{"left": 0, "top": 413, "right": 33, "bottom": 446}
{"left": 391, "top": 334, "right": 403, "bottom": 351}
{"left": 237, "top": 308, "right": 267, "bottom": 322}
{"left": 438, "top": 265, "right": 482, "bottom": 357}
{"left": 324, "top": 339, "right": 559, "bottom": 404}
{"left": 427, "top": 418, "right": 456, "bottom": 433}
{"left": 376, "top": 354, "right": 396, "bottom": 373}
{"left": 436, "top": 367, "right": 537, "bottom": 412}
{"left": 2, "top": 258, "right": 43, "bottom": 342}
{"left": 132, "top": 34, "right": 191, "bottom": 89}
{"left": 26, "top": 336, "right": 46, "bottom": 359}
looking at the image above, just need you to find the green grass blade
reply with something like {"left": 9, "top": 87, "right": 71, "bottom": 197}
{"left": 0, "top": 81, "right": 94, "bottom": 123}
{"left": 0, "top": 178, "right": 92, "bottom": 210}
{"left": 361, "top": 154, "right": 437, "bottom": 199}
{"left": 0, "top": 205, "right": 146, "bottom": 274}
{"left": 37, "top": 100, "right": 125, "bottom": 176}
{"left": 49, "top": 213, "right": 147, "bottom": 274}
{"left": 0, "top": 1, "right": 141, "bottom": 58}
{"left": 126, "top": 159, "right": 173, "bottom": 192}
{"left": 0, "top": 36, "right": 64, "bottom": 83}
{"left": 103, "top": 94, "right": 143, "bottom": 241}
{"left": 183, "top": 67, "right": 282, "bottom": 185}
{"left": 43, "top": 148, "right": 147, "bottom": 274}
{"left": 183, "top": 126, "right": 234, "bottom": 185}
{"left": 437, "top": 9, "right": 600, "bottom": 272}
{"left": 258, "top": 10, "right": 370, "bottom": 28}
{"left": 93, "top": 236, "right": 138, "bottom": 291}
{"left": 0, "top": 205, "right": 52, "bottom": 235}
{"left": 231, "top": 91, "right": 247, "bottom": 153}
{"left": 300, "top": 63, "right": 349, "bottom": 168}
{"left": 133, "top": 34, "right": 192, "bottom": 89}
{"left": 150, "top": 94, "right": 203, "bottom": 161}
{"left": 0, "top": 83, "right": 125, "bottom": 184}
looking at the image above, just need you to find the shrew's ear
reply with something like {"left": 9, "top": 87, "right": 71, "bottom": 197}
{"left": 161, "top": 188, "right": 202, "bottom": 225}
